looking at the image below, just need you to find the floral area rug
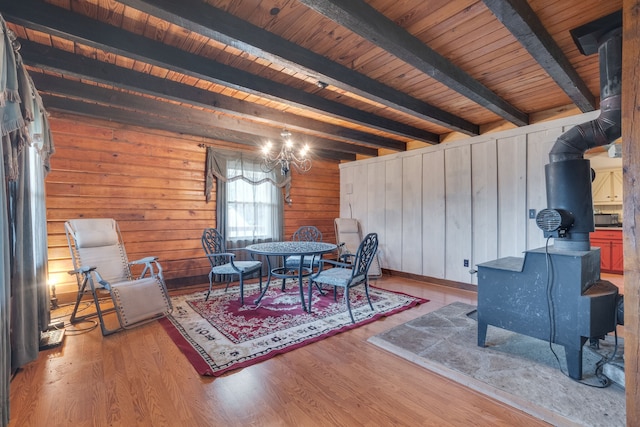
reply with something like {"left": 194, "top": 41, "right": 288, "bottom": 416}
{"left": 159, "top": 280, "right": 427, "bottom": 376}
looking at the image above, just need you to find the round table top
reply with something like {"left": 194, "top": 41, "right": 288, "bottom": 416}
{"left": 245, "top": 241, "right": 337, "bottom": 256}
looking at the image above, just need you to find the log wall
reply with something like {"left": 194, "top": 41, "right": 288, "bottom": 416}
{"left": 46, "top": 113, "right": 340, "bottom": 302}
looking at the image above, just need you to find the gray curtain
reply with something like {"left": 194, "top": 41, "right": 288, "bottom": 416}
{"left": 0, "top": 16, "right": 53, "bottom": 427}
{"left": 205, "top": 147, "right": 284, "bottom": 274}
{"left": 205, "top": 146, "right": 292, "bottom": 206}
{"left": 0, "top": 130, "right": 11, "bottom": 427}
{"left": 10, "top": 143, "right": 51, "bottom": 369}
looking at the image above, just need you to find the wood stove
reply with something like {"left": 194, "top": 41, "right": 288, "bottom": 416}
{"left": 476, "top": 12, "right": 622, "bottom": 380}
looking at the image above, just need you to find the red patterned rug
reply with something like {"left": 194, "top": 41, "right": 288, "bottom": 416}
{"left": 160, "top": 280, "right": 427, "bottom": 376}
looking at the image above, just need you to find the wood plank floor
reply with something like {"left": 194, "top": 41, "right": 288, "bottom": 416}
{"left": 9, "top": 275, "right": 556, "bottom": 426}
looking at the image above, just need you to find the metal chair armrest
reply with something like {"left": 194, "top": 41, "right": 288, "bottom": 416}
{"left": 206, "top": 252, "right": 249, "bottom": 273}
{"left": 130, "top": 256, "right": 158, "bottom": 265}
{"left": 130, "top": 256, "right": 164, "bottom": 280}
{"left": 67, "top": 265, "right": 96, "bottom": 276}
{"left": 206, "top": 252, "right": 236, "bottom": 259}
{"left": 320, "top": 259, "right": 351, "bottom": 268}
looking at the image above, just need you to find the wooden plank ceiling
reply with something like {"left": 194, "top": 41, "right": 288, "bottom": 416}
{"left": 0, "top": 0, "right": 622, "bottom": 161}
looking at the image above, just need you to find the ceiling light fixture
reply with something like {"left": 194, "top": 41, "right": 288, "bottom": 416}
{"left": 261, "top": 129, "right": 311, "bottom": 176}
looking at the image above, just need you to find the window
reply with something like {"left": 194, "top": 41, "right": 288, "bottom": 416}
{"left": 206, "top": 148, "right": 284, "bottom": 244}
{"left": 226, "top": 165, "right": 280, "bottom": 241}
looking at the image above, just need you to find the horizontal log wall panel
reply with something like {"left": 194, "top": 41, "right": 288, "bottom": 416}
{"left": 46, "top": 113, "right": 340, "bottom": 302}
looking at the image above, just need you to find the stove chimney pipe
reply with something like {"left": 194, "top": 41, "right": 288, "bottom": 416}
{"left": 540, "top": 15, "right": 621, "bottom": 251}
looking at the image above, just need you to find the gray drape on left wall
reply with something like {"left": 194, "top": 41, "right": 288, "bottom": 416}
{"left": 0, "top": 15, "right": 54, "bottom": 427}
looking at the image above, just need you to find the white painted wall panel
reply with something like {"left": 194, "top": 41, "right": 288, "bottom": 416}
{"left": 402, "top": 155, "right": 423, "bottom": 274}
{"left": 385, "top": 158, "right": 403, "bottom": 271}
{"left": 339, "top": 167, "right": 354, "bottom": 218}
{"left": 339, "top": 112, "right": 599, "bottom": 285}
{"left": 422, "top": 150, "right": 446, "bottom": 279}
{"left": 527, "top": 128, "right": 564, "bottom": 250}
{"left": 367, "top": 161, "right": 387, "bottom": 266}
{"left": 471, "top": 140, "right": 498, "bottom": 284}
{"left": 350, "top": 163, "right": 369, "bottom": 230}
{"left": 497, "top": 134, "right": 527, "bottom": 258}
{"left": 445, "top": 145, "right": 472, "bottom": 283}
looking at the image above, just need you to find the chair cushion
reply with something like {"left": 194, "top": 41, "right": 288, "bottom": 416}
{"left": 313, "top": 267, "right": 352, "bottom": 287}
{"left": 212, "top": 260, "right": 261, "bottom": 275}
{"left": 285, "top": 255, "right": 320, "bottom": 268}
{"left": 70, "top": 218, "right": 119, "bottom": 248}
{"left": 335, "top": 218, "right": 359, "bottom": 233}
{"left": 111, "top": 277, "right": 171, "bottom": 326}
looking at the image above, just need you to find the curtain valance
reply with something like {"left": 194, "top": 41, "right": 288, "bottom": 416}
{"left": 204, "top": 147, "right": 291, "bottom": 203}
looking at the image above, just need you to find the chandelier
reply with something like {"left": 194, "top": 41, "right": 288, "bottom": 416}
{"left": 260, "top": 129, "right": 312, "bottom": 175}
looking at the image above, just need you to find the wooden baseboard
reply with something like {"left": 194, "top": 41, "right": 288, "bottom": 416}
{"left": 381, "top": 269, "right": 478, "bottom": 293}
{"left": 55, "top": 272, "right": 476, "bottom": 306}
{"left": 165, "top": 275, "right": 208, "bottom": 289}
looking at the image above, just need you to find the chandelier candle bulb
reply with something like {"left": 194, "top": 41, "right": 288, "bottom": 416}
{"left": 260, "top": 128, "right": 312, "bottom": 176}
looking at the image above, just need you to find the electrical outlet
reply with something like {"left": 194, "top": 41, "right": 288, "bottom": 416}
{"left": 463, "top": 259, "right": 469, "bottom": 267}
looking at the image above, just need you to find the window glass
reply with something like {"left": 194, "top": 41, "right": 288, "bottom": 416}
{"left": 226, "top": 167, "right": 279, "bottom": 240}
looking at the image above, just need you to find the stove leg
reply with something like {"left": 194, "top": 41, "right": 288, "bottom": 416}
{"left": 565, "top": 337, "right": 587, "bottom": 380}
{"left": 478, "top": 320, "right": 488, "bottom": 347}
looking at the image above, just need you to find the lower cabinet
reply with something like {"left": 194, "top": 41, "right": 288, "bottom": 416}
{"left": 591, "top": 229, "right": 623, "bottom": 274}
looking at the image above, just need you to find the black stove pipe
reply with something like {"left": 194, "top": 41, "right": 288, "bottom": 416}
{"left": 548, "top": 29, "right": 622, "bottom": 163}
{"left": 542, "top": 27, "right": 621, "bottom": 251}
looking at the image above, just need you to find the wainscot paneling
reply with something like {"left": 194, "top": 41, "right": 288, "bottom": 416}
{"left": 46, "top": 113, "right": 340, "bottom": 302}
{"left": 340, "top": 111, "right": 601, "bottom": 286}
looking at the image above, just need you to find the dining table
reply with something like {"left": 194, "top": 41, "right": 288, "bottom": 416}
{"left": 244, "top": 241, "right": 338, "bottom": 311}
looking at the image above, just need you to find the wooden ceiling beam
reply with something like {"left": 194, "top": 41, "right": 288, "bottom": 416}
{"left": 2, "top": 0, "right": 438, "bottom": 144}
{"left": 40, "top": 94, "right": 356, "bottom": 162}
{"left": 33, "top": 74, "right": 372, "bottom": 158}
{"left": 297, "top": 0, "right": 529, "bottom": 126}
{"left": 117, "top": 0, "right": 479, "bottom": 136}
{"left": 482, "top": 0, "right": 596, "bottom": 112}
{"left": 18, "top": 40, "right": 401, "bottom": 152}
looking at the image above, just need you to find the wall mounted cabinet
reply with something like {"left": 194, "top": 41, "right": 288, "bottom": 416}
{"left": 592, "top": 168, "right": 623, "bottom": 205}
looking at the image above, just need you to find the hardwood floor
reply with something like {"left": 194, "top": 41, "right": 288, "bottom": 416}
{"left": 9, "top": 275, "right": 551, "bottom": 426}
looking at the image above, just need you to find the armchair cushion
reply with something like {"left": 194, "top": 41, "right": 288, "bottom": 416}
{"left": 211, "top": 260, "right": 262, "bottom": 275}
{"left": 311, "top": 267, "right": 353, "bottom": 287}
{"left": 285, "top": 254, "right": 320, "bottom": 268}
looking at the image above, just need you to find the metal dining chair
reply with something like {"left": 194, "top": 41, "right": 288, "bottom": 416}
{"left": 201, "top": 228, "right": 263, "bottom": 305}
{"left": 284, "top": 225, "right": 323, "bottom": 269}
{"left": 308, "top": 233, "right": 379, "bottom": 323}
